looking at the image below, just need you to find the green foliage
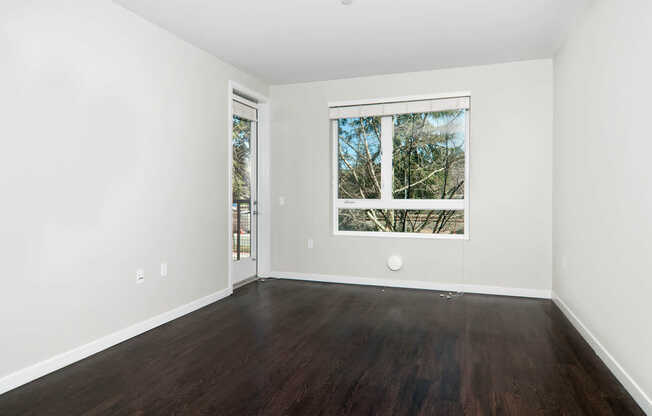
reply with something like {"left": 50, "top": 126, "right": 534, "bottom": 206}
{"left": 232, "top": 116, "right": 251, "bottom": 201}
{"left": 393, "top": 110, "right": 465, "bottom": 200}
{"left": 337, "top": 117, "right": 381, "bottom": 199}
{"left": 337, "top": 110, "right": 466, "bottom": 234}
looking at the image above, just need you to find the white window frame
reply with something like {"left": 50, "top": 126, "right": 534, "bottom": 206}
{"left": 331, "top": 92, "right": 471, "bottom": 240}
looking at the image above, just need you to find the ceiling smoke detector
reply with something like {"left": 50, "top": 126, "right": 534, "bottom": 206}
{"left": 341, "top": 0, "right": 353, "bottom": 5}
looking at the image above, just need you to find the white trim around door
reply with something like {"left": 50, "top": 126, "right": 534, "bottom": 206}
{"left": 227, "top": 81, "right": 271, "bottom": 291}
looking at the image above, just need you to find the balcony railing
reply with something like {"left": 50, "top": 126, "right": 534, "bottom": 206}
{"left": 232, "top": 199, "right": 251, "bottom": 260}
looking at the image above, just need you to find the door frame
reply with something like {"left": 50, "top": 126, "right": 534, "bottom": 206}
{"left": 227, "top": 81, "right": 270, "bottom": 291}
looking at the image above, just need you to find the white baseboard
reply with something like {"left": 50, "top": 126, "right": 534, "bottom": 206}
{"left": 0, "top": 287, "right": 233, "bottom": 396}
{"left": 268, "top": 271, "right": 551, "bottom": 299}
{"left": 552, "top": 292, "right": 651, "bottom": 414}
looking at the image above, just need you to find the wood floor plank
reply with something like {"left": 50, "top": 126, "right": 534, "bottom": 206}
{"left": 0, "top": 279, "right": 644, "bottom": 415}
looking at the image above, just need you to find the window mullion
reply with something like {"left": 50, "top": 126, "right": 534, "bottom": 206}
{"left": 380, "top": 116, "right": 393, "bottom": 201}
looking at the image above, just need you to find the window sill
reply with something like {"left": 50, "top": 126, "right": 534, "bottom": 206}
{"left": 333, "top": 230, "right": 468, "bottom": 240}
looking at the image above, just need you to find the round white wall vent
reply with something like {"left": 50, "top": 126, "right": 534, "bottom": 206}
{"left": 387, "top": 255, "right": 403, "bottom": 271}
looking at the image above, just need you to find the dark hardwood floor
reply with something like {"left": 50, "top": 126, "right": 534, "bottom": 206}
{"left": 0, "top": 279, "right": 643, "bottom": 415}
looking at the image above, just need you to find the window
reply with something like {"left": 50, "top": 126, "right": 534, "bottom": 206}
{"left": 331, "top": 94, "right": 470, "bottom": 238}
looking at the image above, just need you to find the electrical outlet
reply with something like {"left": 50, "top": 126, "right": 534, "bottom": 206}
{"left": 136, "top": 269, "right": 144, "bottom": 284}
{"left": 279, "top": 196, "right": 285, "bottom": 206}
{"left": 307, "top": 239, "right": 314, "bottom": 249}
{"left": 160, "top": 262, "right": 168, "bottom": 277}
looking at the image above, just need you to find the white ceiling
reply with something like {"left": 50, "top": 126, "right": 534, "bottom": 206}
{"left": 114, "top": 0, "right": 591, "bottom": 84}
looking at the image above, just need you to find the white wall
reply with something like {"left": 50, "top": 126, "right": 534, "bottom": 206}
{"left": 270, "top": 60, "right": 552, "bottom": 293}
{"left": 553, "top": 0, "right": 652, "bottom": 411}
{"left": 0, "top": 0, "right": 267, "bottom": 381}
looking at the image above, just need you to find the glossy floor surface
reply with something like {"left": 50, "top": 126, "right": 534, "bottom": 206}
{"left": 0, "top": 279, "right": 644, "bottom": 415}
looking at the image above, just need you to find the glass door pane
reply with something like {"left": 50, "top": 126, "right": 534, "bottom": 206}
{"left": 232, "top": 115, "right": 254, "bottom": 261}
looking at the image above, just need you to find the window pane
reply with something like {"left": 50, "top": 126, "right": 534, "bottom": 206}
{"left": 393, "top": 110, "right": 466, "bottom": 200}
{"left": 232, "top": 115, "right": 252, "bottom": 260}
{"left": 338, "top": 209, "right": 464, "bottom": 234}
{"left": 338, "top": 117, "right": 382, "bottom": 199}
{"left": 233, "top": 115, "right": 252, "bottom": 201}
